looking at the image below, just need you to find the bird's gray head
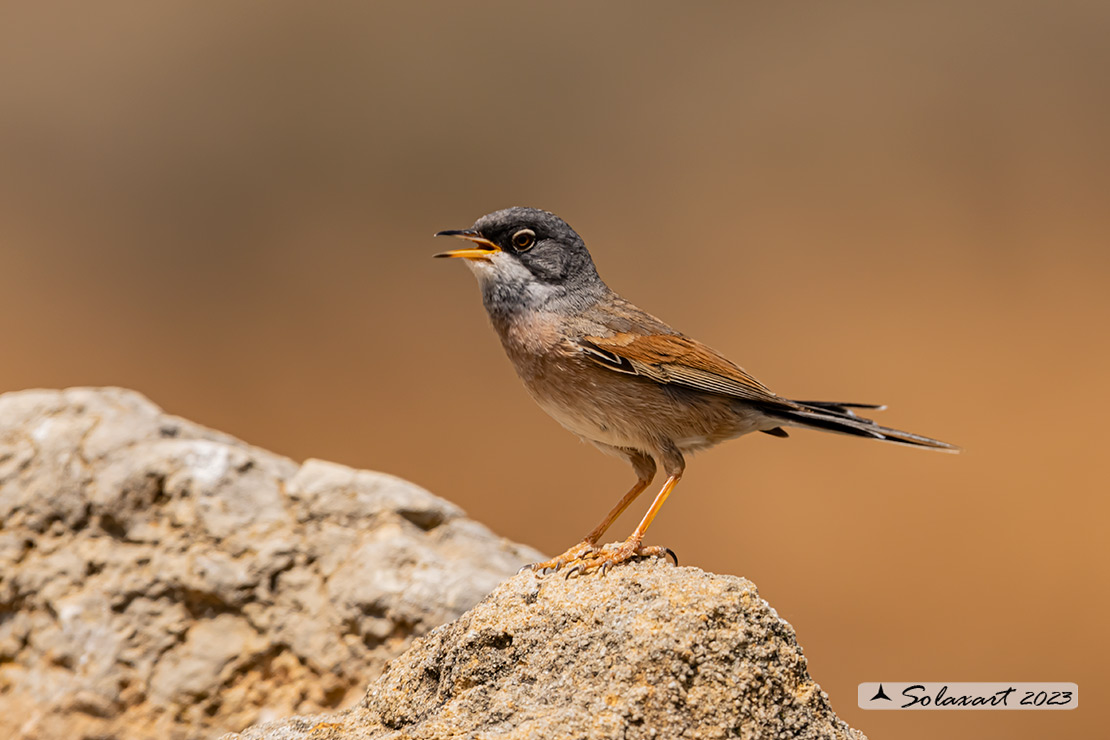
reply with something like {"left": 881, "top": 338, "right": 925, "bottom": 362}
{"left": 435, "top": 207, "right": 607, "bottom": 316}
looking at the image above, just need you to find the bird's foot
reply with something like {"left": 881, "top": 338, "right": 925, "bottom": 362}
{"left": 519, "top": 540, "right": 600, "bottom": 575}
{"left": 567, "top": 538, "right": 677, "bottom": 578}
{"left": 524, "top": 537, "right": 677, "bottom": 579}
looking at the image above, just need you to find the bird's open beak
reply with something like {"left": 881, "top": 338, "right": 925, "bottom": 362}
{"left": 433, "top": 229, "right": 501, "bottom": 261}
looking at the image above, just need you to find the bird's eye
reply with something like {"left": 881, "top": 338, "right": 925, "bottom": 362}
{"left": 511, "top": 229, "right": 536, "bottom": 251}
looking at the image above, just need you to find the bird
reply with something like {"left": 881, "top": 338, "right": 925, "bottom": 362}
{"left": 434, "top": 207, "right": 957, "bottom": 576}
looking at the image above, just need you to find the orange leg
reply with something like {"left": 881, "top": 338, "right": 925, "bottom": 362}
{"left": 524, "top": 450, "right": 656, "bottom": 574}
{"left": 525, "top": 473, "right": 654, "bottom": 573}
{"left": 629, "top": 472, "right": 681, "bottom": 544}
{"left": 583, "top": 475, "right": 653, "bottom": 544}
{"left": 563, "top": 472, "right": 683, "bottom": 577}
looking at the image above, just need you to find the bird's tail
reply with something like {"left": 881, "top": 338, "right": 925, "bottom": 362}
{"left": 771, "top": 399, "right": 960, "bottom": 452}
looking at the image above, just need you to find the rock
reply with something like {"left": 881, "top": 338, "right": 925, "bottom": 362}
{"left": 0, "top": 388, "right": 542, "bottom": 740}
{"left": 1, "top": 388, "right": 864, "bottom": 739}
{"left": 227, "top": 560, "right": 865, "bottom": 740}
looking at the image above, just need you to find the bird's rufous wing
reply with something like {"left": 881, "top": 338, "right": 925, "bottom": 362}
{"left": 578, "top": 331, "right": 800, "bottom": 410}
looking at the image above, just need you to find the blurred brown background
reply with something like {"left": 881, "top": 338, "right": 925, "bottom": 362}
{"left": 1, "top": 1, "right": 1107, "bottom": 737}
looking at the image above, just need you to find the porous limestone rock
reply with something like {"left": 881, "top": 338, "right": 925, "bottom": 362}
{"left": 0, "top": 387, "right": 542, "bottom": 740}
{"left": 227, "top": 560, "right": 866, "bottom": 740}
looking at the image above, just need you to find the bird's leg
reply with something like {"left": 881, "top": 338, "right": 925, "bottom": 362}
{"left": 523, "top": 472, "right": 654, "bottom": 573}
{"left": 566, "top": 474, "right": 682, "bottom": 575}
{"left": 564, "top": 448, "right": 685, "bottom": 577}
{"left": 523, "top": 451, "right": 655, "bottom": 574}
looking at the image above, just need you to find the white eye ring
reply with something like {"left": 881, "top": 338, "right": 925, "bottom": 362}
{"left": 511, "top": 229, "right": 536, "bottom": 251}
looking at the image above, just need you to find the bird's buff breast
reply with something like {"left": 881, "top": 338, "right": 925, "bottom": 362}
{"left": 494, "top": 314, "right": 760, "bottom": 453}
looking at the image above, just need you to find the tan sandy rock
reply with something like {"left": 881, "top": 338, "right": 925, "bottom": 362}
{"left": 228, "top": 560, "right": 865, "bottom": 740}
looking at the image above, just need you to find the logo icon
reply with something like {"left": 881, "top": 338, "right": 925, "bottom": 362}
{"left": 870, "top": 684, "right": 892, "bottom": 702}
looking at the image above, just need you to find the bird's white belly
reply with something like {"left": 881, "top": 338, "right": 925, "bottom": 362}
{"left": 533, "top": 393, "right": 650, "bottom": 450}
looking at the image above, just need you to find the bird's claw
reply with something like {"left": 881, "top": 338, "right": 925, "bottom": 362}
{"left": 520, "top": 540, "right": 599, "bottom": 577}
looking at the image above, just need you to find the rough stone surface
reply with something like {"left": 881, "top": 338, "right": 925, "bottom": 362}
{"left": 0, "top": 387, "right": 542, "bottom": 740}
{"left": 228, "top": 560, "right": 865, "bottom": 740}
